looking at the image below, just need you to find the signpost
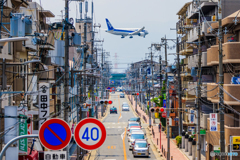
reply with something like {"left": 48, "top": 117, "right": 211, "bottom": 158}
{"left": 233, "top": 136, "right": 240, "bottom": 151}
{"left": 39, "top": 119, "right": 71, "bottom": 150}
{"left": 210, "top": 113, "right": 217, "bottom": 131}
{"left": 74, "top": 118, "right": 106, "bottom": 150}
{"left": 18, "top": 105, "right": 28, "bottom": 154}
{"left": 39, "top": 83, "right": 50, "bottom": 128}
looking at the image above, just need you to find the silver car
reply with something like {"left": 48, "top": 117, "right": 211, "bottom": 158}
{"left": 132, "top": 139, "right": 150, "bottom": 157}
{"left": 128, "top": 132, "right": 145, "bottom": 150}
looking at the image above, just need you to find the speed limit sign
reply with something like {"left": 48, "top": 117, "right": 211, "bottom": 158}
{"left": 74, "top": 118, "right": 106, "bottom": 150}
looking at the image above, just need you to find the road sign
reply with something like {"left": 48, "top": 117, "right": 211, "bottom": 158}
{"left": 74, "top": 118, "right": 106, "bottom": 150}
{"left": 107, "top": 86, "right": 111, "bottom": 90}
{"left": 111, "top": 87, "right": 116, "bottom": 91}
{"left": 18, "top": 106, "right": 28, "bottom": 154}
{"left": 162, "top": 111, "right": 167, "bottom": 118}
{"left": 210, "top": 113, "right": 217, "bottom": 131}
{"left": 39, "top": 119, "right": 71, "bottom": 150}
{"left": 233, "top": 144, "right": 240, "bottom": 150}
{"left": 44, "top": 151, "right": 66, "bottom": 160}
{"left": 233, "top": 136, "right": 240, "bottom": 144}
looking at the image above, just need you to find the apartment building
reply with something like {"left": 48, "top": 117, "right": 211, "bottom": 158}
{"left": 206, "top": 10, "right": 240, "bottom": 160}
{"left": 176, "top": 1, "right": 240, "bottom": 159}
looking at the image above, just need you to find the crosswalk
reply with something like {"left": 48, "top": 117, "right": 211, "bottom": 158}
{"left": 103, "top": 122, "right": 127, "bottom": 128}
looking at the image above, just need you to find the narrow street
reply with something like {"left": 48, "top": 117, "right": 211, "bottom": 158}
{"left": 91, "top": 92, "right": 156, "bottom": 160}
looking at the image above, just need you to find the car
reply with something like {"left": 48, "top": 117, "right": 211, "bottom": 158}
{"left": 122, "top": 104, "right": 129, "bottom": 111}
{"left": 122, "top": 102, "right": 128, "bottom": 105}
{"left": 110, "top": 107, "right": 117, "bottom": 114}
{"left": 129, "top": 131, "right": 145, "bottom": 150}
{"left": 128, "top": 117, "right": 141, "bottom": 125}
{"left": 127, "top": 122, "right": 141, "bottom": 135}
{"left": 120, "top": 93, "right": 125, "bottom": 98}
{"left": 132, "top": 139, "right": 150, "bottom": 157}
{"left": 127, "top": 126, "right": 141, "bottom": 141}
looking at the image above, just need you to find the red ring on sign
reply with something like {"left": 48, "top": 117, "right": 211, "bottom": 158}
{"left": 39, "top": 118, "right": 72, "bottom": 150}
{"left": 74, "top": 118, "right": 106, "bottom": 150}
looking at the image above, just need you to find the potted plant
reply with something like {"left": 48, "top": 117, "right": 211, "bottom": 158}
{"left": 175, "top": 136, "right": 182, "bottom": 147}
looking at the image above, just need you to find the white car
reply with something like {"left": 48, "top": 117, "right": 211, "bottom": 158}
{"left": 128, "top": 128, "right": 142, "bottom": 141}
{"left": 122, "top": 104, "right": 129, "bottom": 111}
{"left": 129, "top": 130, "right": 145, "bottom": 150}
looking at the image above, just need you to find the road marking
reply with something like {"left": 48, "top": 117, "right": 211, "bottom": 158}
{"left": 107, "top": 146, "right": 116, "bottom": 149}
{"left": 121, "top": 131, "right": 125, "bottom": 140}
{"left": 118, "top": 112, "right": 122, "bottom": 123}
{"left": 122, "top": 127, "right": 127, "bottom": 160}
{"left": 118, "top": 126, "right": 121, "bottom": 128}
{"left": 112, "top": 123, "right": 115, "bottom": 124}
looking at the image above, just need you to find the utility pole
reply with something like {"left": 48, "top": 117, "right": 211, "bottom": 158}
{"left": 167, "top": 80, "right": 170, "bottom": 160}
{"left": 174, "top": 26, "right": 183, "bottom": 138}
{"left": 101, "top": 48, "right": 104, "bottom": 117}
{"left": 150, "top": 47, "right": 155, "bottom": 124}
{"left": 159, "top": 55, "right": 162, "bottom": 89}
{"left": 196, "top": 7, "right": 202, "bottom": 160}
{"left": 64, "top": 0, "right": 69, "bottom": 159}
{"left": 218, "top": 0, "right": 225, "bottom": 159}
{"left": 164, "top": 35, "right": 168, "bottom": 84}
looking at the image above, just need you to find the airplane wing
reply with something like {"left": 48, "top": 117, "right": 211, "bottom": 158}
{"left": 129, "top": 27, "right": 145, "bottom": 35}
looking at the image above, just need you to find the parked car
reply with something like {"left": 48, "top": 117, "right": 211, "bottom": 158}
{"left": 120, "top": 93, "right": 125, "bottom": 98}
{"left": 122, "top": 104, "right": 129, "bottom": 111}
{"left": 129, "top": 130, "right": 145, "bottom": 150}
{"left": 127, "top": 126, "right": 141, "bottom": 140}
{"left": 132, "top": 139, "right": 150, "bottom": 157}
{"left": 128, "top": 117, "right": 141, "bottom": 125}
{"left": 122, "top": 102, "right": 128, "bottom": 105}
{"left": 127, "top": 122, "right": 141, "bottom": 134}
{"left": 110, "top": 107, "right": 117, "bottom": 114}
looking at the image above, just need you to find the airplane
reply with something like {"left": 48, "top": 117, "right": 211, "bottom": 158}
{"left": 105, "top": 18, "right": 149, "bottom": 38}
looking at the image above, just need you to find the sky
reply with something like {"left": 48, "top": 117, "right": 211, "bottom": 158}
{"left": 34, "top": 0, "right": 190, "bottom": 72}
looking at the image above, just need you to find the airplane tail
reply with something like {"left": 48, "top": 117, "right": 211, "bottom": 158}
{"left": 106, "top": 18, "right": 114, "bottom": 30}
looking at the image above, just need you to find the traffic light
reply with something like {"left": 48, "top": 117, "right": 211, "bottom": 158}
{"left": 100, "top": 100, "right": 113, "bottom": 105}
{"left": 155, "top": 107, "right": 160, "bottom": 112}
{"left": 159, "top": 107, "right": 165, "bottom": 113}
{"left": 136, "top": 93, "right": 139, "bottom": 96}
{"left": 150, "top": 107, "right": 155, "bottom": 113}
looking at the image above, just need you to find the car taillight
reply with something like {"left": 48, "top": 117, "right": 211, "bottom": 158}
{"left": 127, "top": 129, "right": 130, "bottom": 131}
{"left": 110, "top": 110, "right": 113, "bottom": 111}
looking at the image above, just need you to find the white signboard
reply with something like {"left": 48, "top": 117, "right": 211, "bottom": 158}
{"left": 210, "top": 113, "right": 217, "bottom": 131}
{"left": 44, "top": 151, "right": 66, "bottom": 160}
{"left": 39, "top": 83, "right": 50, "bottom": 128}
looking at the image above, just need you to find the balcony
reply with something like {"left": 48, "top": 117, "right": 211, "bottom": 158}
{"left": 207, "top": 118, "right": 240, "bottom": 147}
{"left": 207, "top": 42, "right": 240, "bottom": 66}
{"left": 187, "top": 82, "right": 208, "bottom": 97}
{"left": 206, "top": 83, "right": 219, "bottom": 103}
{"left": 187, "top": 2, "right": 217, "bottom": 19}
{"left": 188, "top": 21, "right": 216, "bottom": 42}
{"left": 223, "top": 42, "right": 240, "bottom": 64}
{"left": 207, "top": 45, "right": 218, "bottom": 66}
{"left": 179, "top": 43, "right": 193, "bottom": 55}
{"left": 187, "top": 51, "right": 207, "bottom": 69}
{"left": 223, "top": 84, "right": 240, "bottom": 105}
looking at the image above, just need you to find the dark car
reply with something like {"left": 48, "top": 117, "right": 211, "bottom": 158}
{"left": 128, "top": 117, "right": 141, "bottom": 125}
{"left": 110, "top": 107, "right": 117, "bottom": 114}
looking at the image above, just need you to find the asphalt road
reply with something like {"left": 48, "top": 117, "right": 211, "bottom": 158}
{"left": 93, "top": 92, "right": 157, "bottom": 160}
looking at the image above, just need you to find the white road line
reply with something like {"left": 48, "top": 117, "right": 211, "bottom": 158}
{"left": 112, "top": 123, "right": 116, "bottom": 124}
{"left": 121, "top": 131, "right": 125, "bottom": 140}
{"left": 118, "top": 126, "right": 121, "bottom": 128}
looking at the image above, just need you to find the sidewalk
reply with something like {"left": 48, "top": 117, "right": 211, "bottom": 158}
{"left": 127, "top": 95, "right": 189, "bottom": 160}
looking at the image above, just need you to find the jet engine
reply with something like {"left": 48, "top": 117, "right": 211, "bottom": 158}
{"left": 138, "top": 32, "right": 145, "bottom": 37}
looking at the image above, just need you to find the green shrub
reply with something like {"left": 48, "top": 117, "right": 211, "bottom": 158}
{"left": 175, "top": 136, "right": 182, "bottom": 145}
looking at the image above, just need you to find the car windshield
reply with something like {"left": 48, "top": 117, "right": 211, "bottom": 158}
{"left": 123, "top": 105, "right": 129, "bottom": 107}
{"left": 135, "top": 142, "right": 147, "bottom": 148}
{"left": 131, "top": 134, "right": 144, "bottom": 139}
{"left": 129, "top": 118, "right": 137, "bottom": 121}
{"left": 129, "top": 123, "right": 139, "bottom": 128}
